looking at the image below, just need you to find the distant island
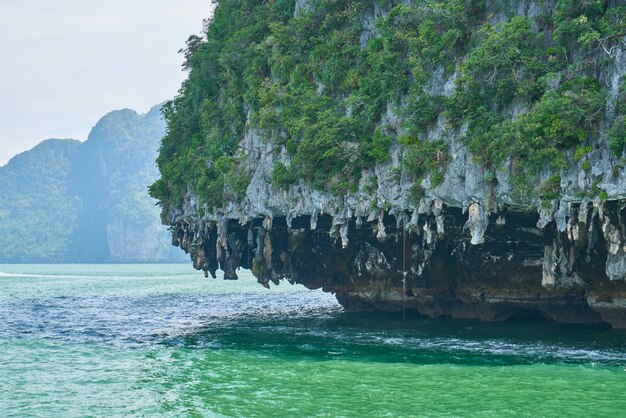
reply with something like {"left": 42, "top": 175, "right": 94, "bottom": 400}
{"left": 0, "top": 104, "right": 184, "bottom": 263}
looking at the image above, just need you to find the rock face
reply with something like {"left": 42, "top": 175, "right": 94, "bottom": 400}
{"left": 155, "top": 0, "right": 626, "bottom": 326}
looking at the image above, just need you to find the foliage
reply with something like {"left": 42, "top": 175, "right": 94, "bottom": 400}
{"left": 153, "top": 0, "right": 484, "bottom": 207}
{"left": 153, "top": 0, "right": 295, "bottom": 209}
{"left": 609, "top": 117, "right": 626, "bottom": 157}
{"left": 447, "top": 7, "right": 617, "bottom": 198}
{"left": 574, "top": 145, "right": 593, "bottom": 161}
{"left": 554, "top": 0, "right": 626, "bottom": 57}
{"left": 271, "top": 162, "right": 296, "bottom": 189}
{"left": 540, "top": 174, "right": 562, "bottom": 201}
{"left": 581, "top": 160, "right": 592, "bottom": 171}
{"left": 477, "top": 77, "right": 604, "bottom": 174}
{"left": 609, "top": 77, "right": 626, "bottom": 157}
{"left": 153, "top": 0, "right": 625, "bottom": 212}
{"left": 399, "top": 135, "right": 448, "bottom": 186}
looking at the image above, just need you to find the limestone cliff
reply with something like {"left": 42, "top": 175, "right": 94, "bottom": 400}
{"left": 153, "top": 0, "right": 626, "bottom": 326}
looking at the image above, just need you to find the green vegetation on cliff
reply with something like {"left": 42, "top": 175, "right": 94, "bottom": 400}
{"left": 152, "top": 0, "right": 626, "bottom": 211}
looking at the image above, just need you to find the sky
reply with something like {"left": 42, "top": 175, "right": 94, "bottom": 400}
{"left": 0, "top": 0, "right": 215, "bottom": 165}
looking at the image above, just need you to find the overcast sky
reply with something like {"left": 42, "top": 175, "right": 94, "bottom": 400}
{"left": 0, "top": 0, "right": 214, "bottom": 165}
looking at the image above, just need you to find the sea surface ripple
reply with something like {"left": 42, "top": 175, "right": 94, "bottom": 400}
{"left": 1, "top": 264, "right": 626, "bottom": 417}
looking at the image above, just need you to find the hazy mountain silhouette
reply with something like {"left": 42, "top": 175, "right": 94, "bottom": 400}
{"left": 0, "top": 104, "right": 184, "bottom": 263}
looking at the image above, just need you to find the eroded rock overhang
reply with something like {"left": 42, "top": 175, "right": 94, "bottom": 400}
{"left": 168, "top": 198, "right": 626, "bottom": 328}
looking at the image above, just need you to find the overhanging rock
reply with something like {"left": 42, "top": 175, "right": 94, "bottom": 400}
{"left": 170, "top": 200, "right": 626, "bottom": 328}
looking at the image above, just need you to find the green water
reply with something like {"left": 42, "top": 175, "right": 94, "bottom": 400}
{"left": 1, "top": 264, "right": 625, "bottom": 417}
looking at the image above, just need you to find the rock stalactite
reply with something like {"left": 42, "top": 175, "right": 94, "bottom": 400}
{"left": 169, "top": 199, "right": 626, "bottom": 328}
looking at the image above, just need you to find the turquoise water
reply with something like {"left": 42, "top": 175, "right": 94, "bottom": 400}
{"left": 1, "top": 264, "right": 626, "bottom": 417}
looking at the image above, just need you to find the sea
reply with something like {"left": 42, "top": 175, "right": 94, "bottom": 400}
{"left": 1, "top": 264, "right": 625, "bottom": 417}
